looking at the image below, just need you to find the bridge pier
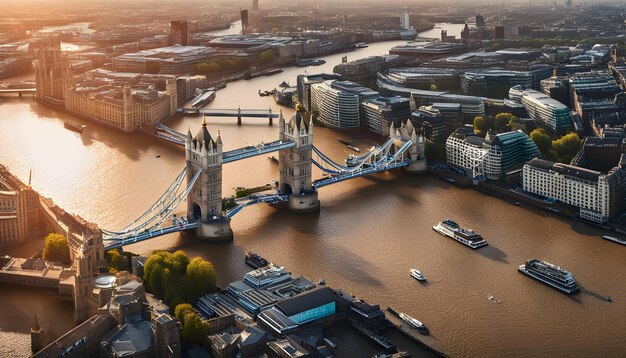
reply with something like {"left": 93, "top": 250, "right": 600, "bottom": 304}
{"left": 237, "top": 107, "right": 242, "bottom": 125}
{"left": 186, "top": 116, "right": 233, "bottom": 242}
{"left": 278, "top": 110, "right": 321, "bottom": 213}
{"left": 268, "top": 107, "right": 273, "bottom": 125}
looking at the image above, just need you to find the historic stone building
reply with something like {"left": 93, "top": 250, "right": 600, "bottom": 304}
{"left": 0, "top": 166, "right": 40, "bottom": 248}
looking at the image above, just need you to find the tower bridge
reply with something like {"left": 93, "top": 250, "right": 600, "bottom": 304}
{"left": 102, "top": 111, "right": 426, "bottom": 250}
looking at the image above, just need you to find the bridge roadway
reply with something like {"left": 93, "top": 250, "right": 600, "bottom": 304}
{"left": 178, "top": 107, "right": 279, "bottom": 118}
{"left": 0, "top": 88, "right": 36, "bottom": 95}
{"left": 103, "top": 221, "right": 199, "bottom": 250}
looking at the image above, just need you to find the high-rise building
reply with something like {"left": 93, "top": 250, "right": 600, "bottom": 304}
{"left": 252, "top": 0, "right": 259, "bottom": 11}
{"left": 241, "top": 10, "right": 249, "bottom": 33}
{"left": 310, "top": 80, "right": 378, "bottom": 129}
{"left": 169, "top": 21, "right": 190, "bottom": 46}
{"left": 509, "top": 86, "right": 571, "bottom": 133}
{"left": 476, "top": 14, "right": 485, "bottom": 29}
{"left": 494, "top": 26, "right": 505, "bottom": 40}
{"left": 400, "top": 12, "right": 410, "bottom": 30}
{"left": 361, "top": 96, "right": 410, "bottom": 136}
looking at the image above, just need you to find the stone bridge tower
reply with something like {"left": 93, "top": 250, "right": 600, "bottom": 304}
{"left": 278, "top": 110, "right": 320, "bottom": 212}
{"left": 185, "top": 116, "right": 232, "bottom": 241}
{"left": 390, "top": 120, "right": 427, "bottom": 173}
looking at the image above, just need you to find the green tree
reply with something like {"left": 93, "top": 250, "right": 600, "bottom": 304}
{"left": 185, "top": 257, "right": 216, "bottom": 301}
{"left": 182, "top": 312, "right": 209, "bottom": 345}
{"left": 530, "top": 128, "right": 552, "bottom": 158}
{"left": 551, "top": 132, "right": 582, "bottom": 164}
{"left": 495, "top": 113, "right": 515, "bottom": 132}
{"left": 196, "top": 62, "right": 221, "bottom": 75}
{"left": 473, "top": 116, "right": 485, "bottom": 133}
{"left": 43, "top": 233, "right": 70, "bottom": 265}
{"left": 174, "top": 303, "right": 195, "bottom": 325}
{"left": 430, "top": 84, "right": 438, "bottom": 91}
{"left": 508, "top": 116, "right": 527, "bottom": 133}
{"left": 259, "top": 50, "right": 274, "bottom": 64}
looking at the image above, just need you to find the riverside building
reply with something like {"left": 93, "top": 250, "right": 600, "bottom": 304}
{"left": 446, "top": 126, "right": 541, "bottom": 182}
{"left": 361, "top": 96, "right": 410, "bottom": 136}
{"left": 0, "top": 166, "right": 40, "bottom": 248}
{"left": 310, "top": 80, "right": 378, "bottom": 129}
{"left": 522, "top": 158, "right": 626, "bottom": 223}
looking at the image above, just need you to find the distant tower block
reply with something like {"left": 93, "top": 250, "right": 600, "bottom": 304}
{"left": 278, "top": 110, "right": 320, "bottom": 213}
{"left": 31, "top": 313, "right": 44, "bottom": 354}
{"left": 185, "top": 116, "right": 233, "bottom": 241}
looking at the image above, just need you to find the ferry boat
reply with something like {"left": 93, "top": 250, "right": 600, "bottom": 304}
{"left": 602, "top": 235, "right": 626, "bottom": 246}
{"left": 410, "top": 268, "right": 426, "bottom": 281}
{"left": 345, "top": 154, "right": 359, "bottom": 167}
{"left": 399, "top": 312, "right": 429, "bottom": 333}
{"left": 517, "top": 259, "right": 579, "bottom": 294}
{"left": 244, "top": 251, "right": 269, "bottom": 269}
{"left": 432, "top": 219, "right": 488, "bottom": 249}
{"left": 64, "top": 121, "right": 85, "bottom": 133}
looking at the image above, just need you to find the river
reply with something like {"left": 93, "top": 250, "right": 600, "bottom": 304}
{"left": 1, "top": 24, "right": 626, "bottom": 357}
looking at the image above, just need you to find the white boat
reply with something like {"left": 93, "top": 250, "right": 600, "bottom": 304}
{"left": 399, "top": 312, "right": 429, "bottom": 333}
{"left": 347, "top": 145, "right": 360, "bottom": 153}
{"left": 410, "top": 268, "right": 426, "bottom": 281}
{"left": 602, "top": 235, "right": 626, "bottom": 246}
{"left": 432, "top": 219, "right": 488, "bottom": 249}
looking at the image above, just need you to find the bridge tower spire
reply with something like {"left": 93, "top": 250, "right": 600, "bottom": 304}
{"left": 393, "top": 119, "right": 427, "bottom": 173}
{"left": 278, "top": 110, "right": 320, "bottom": 212}
{"left": 185, "top": 116, "right": 232, "bottom": 241}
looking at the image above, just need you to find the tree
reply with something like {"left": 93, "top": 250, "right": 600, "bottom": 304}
{"left": 259, "top": 50, "right": 274, "bottom": 64}
{"left": 495, "top": 113, "right": 515, "bottom": 132}
{"left": 530, "top": 128, "right": 552, "bottom": 158}
{"left": 473, "top": 116, "right": 485, "bottom": 133}
{"left": 43, "top": 233, "right": 70, "bottom": 265}
{"left": 174, "top": 303, "right": 195, "bottom": 325}
{"left": 551, "top": 132, "right": 582, "bottom": 164}
{"left": 430, "top": 84, "right": 438, "bottom": 91}
{"left": 182, "top": 312, "right": 209, "bottom": 345}
{"left": 196, "top": 62, "right": 221, "bottom": 75}
{"left": 508, "top": 116, "right": 527, "bottom": 133}
{"left": 185, "top": 257, "right": 216, "bottom": 301}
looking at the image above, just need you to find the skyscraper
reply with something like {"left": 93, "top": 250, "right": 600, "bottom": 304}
{"left": 400, "top": 12, "right": 410, "bottom": 30}
{"left": 241, "top": 9, "right": 249, "bottom": 33}
{"left": 253, "top": 0, "right": 259, "bottom": 11}
{"left": 476, "top": 14, "right": 485, "bottom": 29}
{"left": 170, "top": 21, "right": 190, "bottom": 46}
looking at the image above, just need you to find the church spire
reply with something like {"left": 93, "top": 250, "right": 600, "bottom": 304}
{"left": 201, "top": 114, "right": 207, "bottom": 128}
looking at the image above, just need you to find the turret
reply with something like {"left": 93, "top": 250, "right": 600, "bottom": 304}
{"left": 389, "top": 122, "right": 396, "bottom": 138}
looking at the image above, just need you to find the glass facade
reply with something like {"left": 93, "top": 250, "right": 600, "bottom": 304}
{"left": 288, "top": 302, "right": 336, "bottom": 324}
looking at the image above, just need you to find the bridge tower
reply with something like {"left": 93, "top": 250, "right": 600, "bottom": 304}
{"left": 390, "top": 120, "right": 427, "bottom": 173}
{"left": 278, "top": 109, "right": 320, "bottom": 212}
{"left": 185, "top": 116, "right": 232, "bottom": 241}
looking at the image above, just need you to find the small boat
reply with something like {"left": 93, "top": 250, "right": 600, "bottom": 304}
{"left": 64, "top": 121, "right": 85, "bottom": 133}
{"left": 296, "top": 59, "right": 313, "bottom": 67}
{"left": 156, "top": 155, "right": 161, "bottom": 158}
{"left": 347, "top": 145, "right": 360, "bottom": 153}
{"left": 268, "top": 156, "right": 279, "bottom": 163}
{"left": 410, "top": 268, "right": 426, "bottom": 281}
{"left": 345, "top": 154, "right": 359, "bottom": 167}
{"left": 318, "top": 279, "right": 326, "bottom": 285}
{"left": 607, "top": 296, "right": 613, "bottom": 302}
{"left": 245, "top": 251, "right": 270, "bottom": 269}
{"left": 354, "top": 42, "right": 368, "bottom": 48}
{"left": 488, "top": 295, "right": 494, "bottom": 301}
{"left": 602, "top": 235, "right": 626, "bottom": 246}
{"left": 399, "top": 312, "right": 429, "bottom": 334}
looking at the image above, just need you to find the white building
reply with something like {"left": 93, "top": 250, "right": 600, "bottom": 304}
{"left": 446, "top": 126, "right": 541, "bottom": 182}
{"left": 523, "top": 158, "right": 614, "bottom": 222}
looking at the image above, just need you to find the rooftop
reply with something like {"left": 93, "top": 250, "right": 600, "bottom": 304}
{"left": 275, "top": 286, "right": 335, "bottom": 317}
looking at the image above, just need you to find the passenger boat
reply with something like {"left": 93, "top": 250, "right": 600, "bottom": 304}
{"left": 345, "top": 154, "right": 359, "bottom": 167}
{"left": 244, "top": 251, "right": 270, "bottom": 269}
{"left": 517, "top": 259, "right": 579, "bottom": 294}
{"left": 399, "top": 312, "right": 429, "bottom": 333}
{"left": 410, "top": 268, "right": 426, "bottom": 281}
{"left": 432, "top": 219, "right": 488, "bottom": 249}
{"left": 354, "top": 42, "right": 368, "bottom": 48}
{"left": 602, "top": 235, "right": 626, "bottom": 246}
{"left": 64, "top": 121, "right": 85, "bottom": 133}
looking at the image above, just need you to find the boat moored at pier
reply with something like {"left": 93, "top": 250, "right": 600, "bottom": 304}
{"left": 399, "top": 312, "right": 429, "bottom": 334}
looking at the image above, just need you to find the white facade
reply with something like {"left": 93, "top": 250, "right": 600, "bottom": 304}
{"left": 522, "top": 159, "right": 610, "bottom": 222}
{"left": 446, "top": 135, "right": 490, "bottom": 181}
{"left": 310, "top": 80, "right": 360, "bottom": 129}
